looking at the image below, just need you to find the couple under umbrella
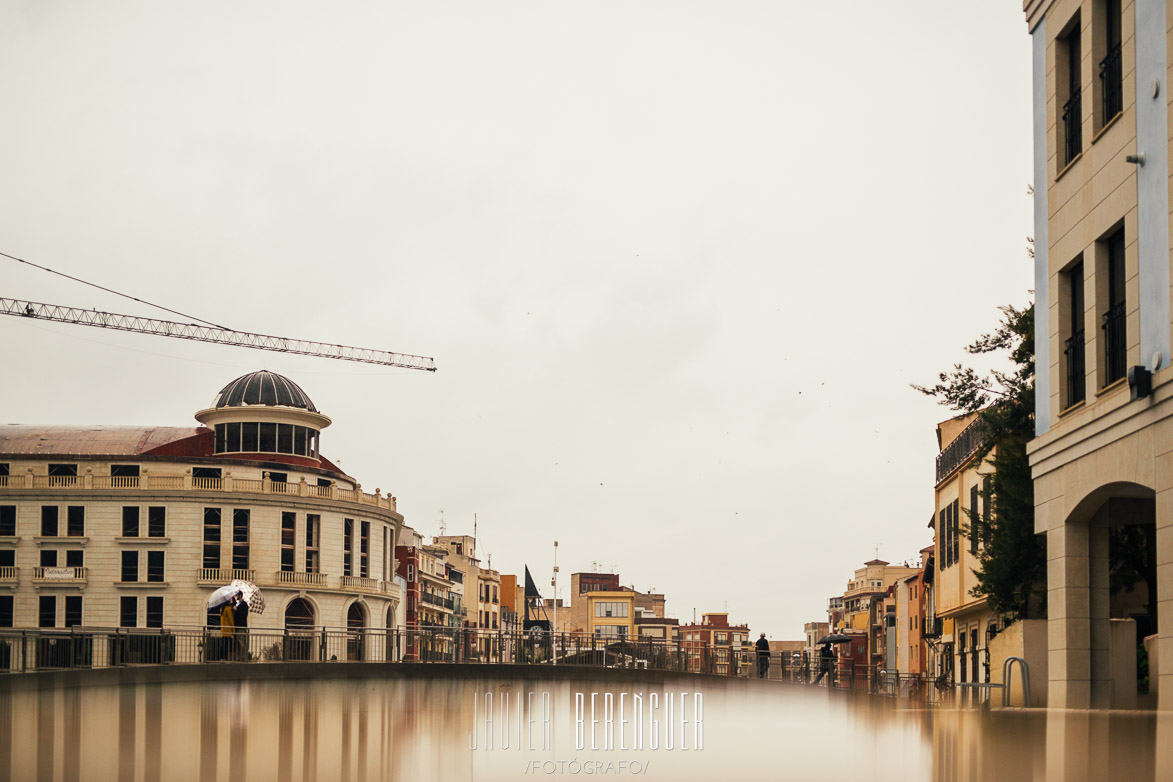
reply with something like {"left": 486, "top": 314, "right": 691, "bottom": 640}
{"left": 208, "top": 580, "right": 264, "bottom": 660}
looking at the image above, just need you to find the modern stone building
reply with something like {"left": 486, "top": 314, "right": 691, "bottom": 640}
{"left": 1023, "top": 0, "right": 1173, "bottom": 709}
{"left": 0, "top": 370, "right": 404, "bottom": 638}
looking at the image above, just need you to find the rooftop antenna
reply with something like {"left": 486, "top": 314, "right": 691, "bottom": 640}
{"left": 438, "top": 509, "right": 446, "bottom": 537}
{"left": 474, "top": 513, "right": 478, "bottom": 549}
{"left": 874, "top": 543, "right": 881, "bottom": 560}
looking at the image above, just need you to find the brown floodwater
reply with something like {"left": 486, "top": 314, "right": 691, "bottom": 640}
{"left": 0, "top": 669, "right": 1169, "bottom": 781}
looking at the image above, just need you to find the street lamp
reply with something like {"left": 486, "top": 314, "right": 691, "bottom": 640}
{"left": 551, "top": 541, "right": 559, "bottom": 666}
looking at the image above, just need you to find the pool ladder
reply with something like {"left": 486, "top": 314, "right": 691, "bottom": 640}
{"left": 999, "top": 656, "right": 1032, "bottom": 707}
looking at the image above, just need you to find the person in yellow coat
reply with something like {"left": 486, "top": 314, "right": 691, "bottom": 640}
{"left": 220, "top": 599, "right": 236, "bottom": 660}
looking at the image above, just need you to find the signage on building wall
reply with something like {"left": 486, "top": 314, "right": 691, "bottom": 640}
{"left": 42, "top": 567, "right": 75, "bottom": 579}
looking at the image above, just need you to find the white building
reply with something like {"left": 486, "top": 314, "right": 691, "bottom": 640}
{"left": 0, "top": 370, "right": 404, "bottom": 640}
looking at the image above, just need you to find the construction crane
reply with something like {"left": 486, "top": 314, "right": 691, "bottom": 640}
{"left": 1, "top": 297, "right": 437, "bottom": 371}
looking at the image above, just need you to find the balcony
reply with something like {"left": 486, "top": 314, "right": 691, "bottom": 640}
{"left": 420, "top": 591, "right": 454, "bottom": 610}
{"left": 935, "top": 416, "right": 984, "bottom": 485}
{"left": 196, "top": 568, "right": 255, "bottom": 585}
{"left": 0, "top": 566, "right": 18, "bottom": 583}
{"left": 1062, "top": 88, "right": 1082, "bottom": 166}
{"left": 340, "top": 575, "right": 380, "bottom": 593}
{"left": 1064, "top": 329, "right": 1086, "bottom": 407}
{"left": 1099, "top": 42, "right": 1123, "bottom": 125}
{"left": 1103, "top": 301, "right": 1127, "bottom": 385}
{"left": 32, "top": 566, "right": 87, "bottom": 585}
{"left": 923, "top": 617, "right": 943, "bottom": 639}
{"left": 1, "top": 472, "right": 397, "bottom": 512}
{"left": 276, "top": 571, "right": 328, "bottom": 587}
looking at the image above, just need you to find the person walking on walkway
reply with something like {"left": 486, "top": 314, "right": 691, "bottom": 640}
{"left": 219, "top": 597, "right": 235, "bottom": 661}
{"left": 755, "top": 632, "right": 771, "bottom": 679}
{"left": 232, "top": 592, "right": 250, "bottom": 661}
{"left": 814, "top": 642, "right": 835, "bottom": 685}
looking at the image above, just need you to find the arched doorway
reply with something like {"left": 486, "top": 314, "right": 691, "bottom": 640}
{"left": 1053, "top": 481, "right": 1158, "bottom": 708}
{"left": 386, "top": 604, "right": 398, "bottom": 662}
{"left": 346, "top": 602, "right": 367, "bottom": 661}
{"left": 284, "top": 597, "right": 316, "bottom": 661}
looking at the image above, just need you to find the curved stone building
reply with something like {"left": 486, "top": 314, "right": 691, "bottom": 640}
{"left": 0, "top": 370, "right": 404, "bottom": 641}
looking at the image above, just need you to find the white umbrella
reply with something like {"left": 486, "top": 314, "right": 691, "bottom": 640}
{"left": 207, "top": 580, "right": 265, "bottom": 614}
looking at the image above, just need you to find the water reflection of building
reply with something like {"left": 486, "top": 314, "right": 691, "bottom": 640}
{"left": 0, "top": 370, "right": 404, "bottom": 638}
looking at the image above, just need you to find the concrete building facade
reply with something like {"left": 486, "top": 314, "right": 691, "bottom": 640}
{"left": 1023, "top": 0, "right": 1173, "bottom": 708}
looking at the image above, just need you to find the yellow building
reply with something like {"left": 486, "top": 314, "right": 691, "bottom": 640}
{"left": 838, "top": 559, "right": 918, "bottom": 666}
{"left": 586, "top": 590, "right": 635, "bottom": 640}
{"left": 933, "top": 413, "right": 995, "bottom": 685}
{"left": 1022, "top": 0, "right": 1171, "bottom": 709}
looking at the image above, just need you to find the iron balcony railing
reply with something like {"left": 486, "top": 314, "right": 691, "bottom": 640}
{"left": 421, "top": 592, "right": 454, "bottom": 610}
{"left": 1102, "top": 301, "right": 1127, "bottom": 384}
{"left": 1099, "top": 42, "right": 1123, "bottom": 125}
{"left": 1064, "top": 328, "right": 1086, "bottom": 406}
{"left": 0, "top": 628, "right": 965, "bottom": 704}
{"left": 1062, "top": 88, "right": 1082, "bottom": 166}
{"left": 935, "top": 417, "right": 984, "bottom": 484}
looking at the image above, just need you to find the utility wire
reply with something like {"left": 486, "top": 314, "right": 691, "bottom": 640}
{"left": 1, "top": 249, "right": 230, "bottom": 329}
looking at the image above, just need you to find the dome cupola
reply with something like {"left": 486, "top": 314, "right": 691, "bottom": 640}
{"left": 194, "top": 371, "right": 331, "bottom": 461}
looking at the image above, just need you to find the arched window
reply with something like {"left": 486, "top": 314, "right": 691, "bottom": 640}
{"left": 285, "top": 597, "right": 315, "bottom": 630}
{"left": 346, "top": 602, "right": 366, "bottom": 661}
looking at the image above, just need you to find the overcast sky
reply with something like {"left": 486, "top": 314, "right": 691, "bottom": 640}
{"left": 0, "top": 2, "right": 1033, "bottom": 638}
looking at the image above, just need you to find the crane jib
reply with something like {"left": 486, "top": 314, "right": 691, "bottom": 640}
{"left": 1, "top": 297, "right": 437, "bottom": 371}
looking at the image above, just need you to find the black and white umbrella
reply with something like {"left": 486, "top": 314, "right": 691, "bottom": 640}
{"left": 207, "top": 580, "right": 265, "bottom": 614}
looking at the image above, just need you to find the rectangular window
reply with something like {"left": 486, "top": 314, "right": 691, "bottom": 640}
{"left": 1059, "top": 15, "right": 1083, "bottom": 167}
{"left": 0, "top": 595, "right": 12, "bottom": 627}
{"left": 41, "top": 506, "right": 59, "bottom": 536}
{"left": 258, "top": 422, "right": 277, "bottom": 453}
{"left": 110, "top": 464, "right": 140, "bottom": 478}
{"left": 305, "top": 514, "right": 320, "bottom": 573}
{"left": 48, "top": 463, "right": 77, "bottom": 478}
{"left": 1098, "top": 0, "right": 1123, "bottom": 126}
{"left": 1102, "top": 228, "right": 1127, "bottom": 385}
{"left": 0, "top": 550, "right": 13, "bottom": 568}
{"left": 122, "top": 550, "right": 139, "bottom": 582}
{"left": 65, "top": 549, "right": 84, "bottom": 568}
{"left": 203, "top": 508, "right": 221, "bottom": 569}
{"left": 64, "top": 595, "right": 83, "bottom": 628}
{"left": 344, "top": 519, "right": 354, "bottom": 577}
{"left": 281, "top": 512, "right": 296, "bottom": 572}
{"left": 40, "top": 549, "right": 58, "bottom": 567}
{"left": 215, "top": 423, "right": 226, "bottom": 453}
{"left": 593, "top": 601, "right": 629, "bottom": 618}
{"left": 241, "top": 422, "right": 259, "bottom": 452}
{"left": 226, "top": 422, "right": 242, "bottom": 453}
{"left": 148, "top": 507, "right": 166, "bottom": 537}
{"left": 122, "top": 506, "right": 140, "bottom": 537}
{"left": 277, "top": 424, "right": 293, "bottom": 454}
{"left": 193, "top": 467, "right": 222, "bottom": 480}
{"left": 947, "top": 501, "right": 957, "bottom": 569}
{"left": 39, "top": 595, "right": 56, "bottom": 628}
{"left": 232, "top": 510, "right": 250, "bottom": 570}
{"left": 120, "top": 596, "right": 137, "bottom": 628}
{"left": 268, "top": 472, "right": 287, "bottom": 484}
{"left": 66, "top": 506, "right": 85, "bottom": 537}
{"left": 0, "top": 506, "right": 13, "bottom": 536}
{"left": 294, "top": 426, "right": 308, "bottom": 456}
{"left": 969, "top": 485, "right": 980, "bottom": 555}
{"left": 1063, "top": 259, "right": 1086, "bottom": 408}
{"left": 360, "top": 521, "right": 370, "bottom": 578}
{"left": 146, "top": 596, "right": 163, "bottom": 628}
{"left": 147, "top": 551, "right": 165, "bottom": 583}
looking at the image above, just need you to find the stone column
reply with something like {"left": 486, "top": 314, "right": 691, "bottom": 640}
{"left": 1157, "top": 487, "right": 1173, "bottom": 710}
{"left": 1088, "top": 520, "right": 1111, "bottom": 708}
{"left": 1048, "top": 523, "right": 1091, "bottom": 708}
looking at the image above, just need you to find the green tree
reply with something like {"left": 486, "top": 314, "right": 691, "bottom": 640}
{"left": 913, "top": 302, "right": 1046, "bottom": 621}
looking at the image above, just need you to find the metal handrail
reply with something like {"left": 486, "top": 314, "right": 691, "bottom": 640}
{"left": 1002, "top": 656, "right": 1031, "bottom": 707}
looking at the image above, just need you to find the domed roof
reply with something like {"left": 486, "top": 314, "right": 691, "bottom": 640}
{"left": 212, "top": 371, "right": 318, "bottom": 412}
